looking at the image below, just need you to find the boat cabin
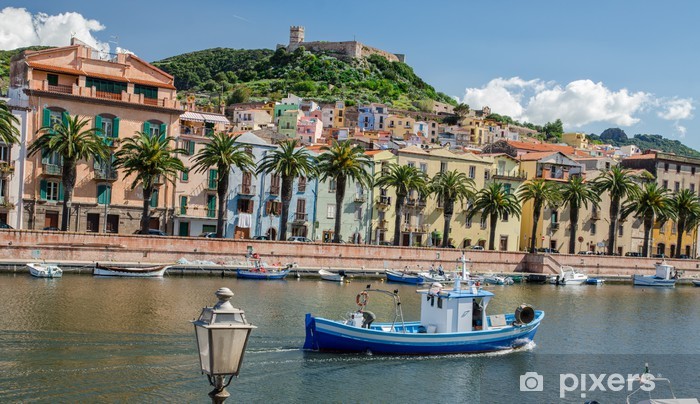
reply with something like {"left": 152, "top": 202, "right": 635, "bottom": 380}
{"left": 417, "top": 282, "right": 496, "bottom": 333}
{"left": 655, "top": 262, "right": 676, "bottom": 280}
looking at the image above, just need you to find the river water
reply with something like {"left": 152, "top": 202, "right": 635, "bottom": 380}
{"left": 0, "top": 274, "right": 698, "bottom": 403}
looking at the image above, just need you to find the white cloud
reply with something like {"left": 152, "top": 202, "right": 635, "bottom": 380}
{"left": 0, "top": 7, "right": 108, "bottom": 52}
{"left": 657, "top": 98, "right": 694, "bottom": 120}
{"left": 459, "top": 77, "right": 692, "bottom": 131}
{"left": 674, "top": 123, "right": 687, "bottom": 138}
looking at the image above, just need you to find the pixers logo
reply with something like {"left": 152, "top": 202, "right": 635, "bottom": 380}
{"left": 559, "top": 373, "right": 655, "bottom": 399}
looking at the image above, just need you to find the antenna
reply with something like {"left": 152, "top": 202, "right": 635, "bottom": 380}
{"left": 109, "top": 35, "right": 119, "bottom": 52}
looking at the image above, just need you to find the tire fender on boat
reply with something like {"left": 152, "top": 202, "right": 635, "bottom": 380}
{"left": 356, "top": 291, "right": 369, "bottom": 307}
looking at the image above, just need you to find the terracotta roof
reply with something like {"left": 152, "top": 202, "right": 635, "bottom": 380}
{"left": 365, "top": 150, "right": 383, "bottom": 155}
{"left": 508, "top": 140, "right": 575, "bottom": 154}
{"left": 27, "top": 62, "right": 82, "bottom": 76}
{"left": 623, "top": 153, "right": 656, "bottom": 160}
{"left": 28, "top": 61, "right": 177, "bottom": 90}
{"left": 518, "top": 151, "right": 560, "bottom": 161}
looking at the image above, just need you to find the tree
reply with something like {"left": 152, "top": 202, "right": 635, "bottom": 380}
{"left": 453, "top": 103, "right": 470, "bottom": 121}
{"left": 113, "top": 132, "right": 185, "bottom": 234}
{"left": 517, "top": 179, "right": 561, "bottom": 253}
{"left": 374, "top": 164, "right": 427, "bottom": 246}
{"left": 27, "top": 114, "right": 110, "bottom": 231}
{"left": 468, "top": 182, "right": 521, "bottom": 250}
{"left": 668, "top": 189, "right": 700, "bottom": 258}
{"left": 226, "top": 85, "right": 251, "bottom": 105}
{"left": 256, "top": 140, "right": 317, "bottom": 241}
{"left": 593, "top": 166, "right": 639, "bottom": 255}
{"left": 542, "top": 119, "right": 564, "bottom": 139}
{"left": 560, "top": 176, "right": 600, "bottom": 254}
{"left": 0, "top": 100, "right": 20, "bottom": 146}
{"left": 192, "top": 133, "right": 254, "bottom": 238}
{"left": 428, "top": 170, "right": 475, "bottom": 248}
{"left": 621, "top": 183, "right": 673, "bottom": 257}
{"left": 317, "top": 140, "right": 372, "bottom": 243}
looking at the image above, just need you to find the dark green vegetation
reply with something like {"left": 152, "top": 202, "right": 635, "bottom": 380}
{"left": 151, "top": 47, "right": 456, "bottom": 110}
{"left": 590, "top": 128, "right": 700, "bottom": 158}
{"left": 0, "top": 46, "right": 52, "bottom": 93}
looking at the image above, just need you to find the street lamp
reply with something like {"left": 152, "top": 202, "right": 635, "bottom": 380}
{"left": 193, "top": 287, "right": 256, "bottom": 403}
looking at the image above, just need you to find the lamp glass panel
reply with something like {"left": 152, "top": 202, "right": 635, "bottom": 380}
{"left": 210, "top": 327, "right": 250, "bottom": 375}
{"left": 213, "top": 313, "right": 243, "bottom": 323}
{"left": 194, "top": 324, "right": 211, "bottom": 373}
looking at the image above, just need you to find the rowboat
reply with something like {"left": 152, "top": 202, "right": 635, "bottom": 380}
{"left": 386, "top": 270, "right": 423, "bottom": 284}
{"left": 27, "top": 262, "right": 62, "bottom": 278}
{"left": 93, "top": 263, "right": 169, "bottom": 278}
{"left": 319, "top": 269, "right": 344, "bottom": 282}
{"left": 236, "top": 268, "right": 289, "bottom": 280}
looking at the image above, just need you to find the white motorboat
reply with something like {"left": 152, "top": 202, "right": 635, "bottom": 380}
{"left": 319, "top": 269, "right": 344, "bottom": 282}
{"left": 633, "top": 261, "right": 677, "bottom": 287}
{"left": 626, "top": 363, "right": 698, "bottom": 404}
{"left": 93, "top": 263, "right": 169, "bottom": 278}
{"left": 550, "top": 266, "right": 588, "bottom": 285}
{"left": 27, "top": 262, "right": 62, "bottom": 278}
{"left": 483, "top": 274, "right": 514, "bottom": 285}
{"left": 418, "top": 270, "right": 453, "bottom": 283}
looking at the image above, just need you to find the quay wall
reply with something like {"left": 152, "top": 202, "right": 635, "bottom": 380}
{"left": 1, "top": 230, "right": 700, "bottom": 277}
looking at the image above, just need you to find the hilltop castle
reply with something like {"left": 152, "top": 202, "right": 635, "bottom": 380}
{"left": 282, "top": 26, "right": 405, "bottom": 63}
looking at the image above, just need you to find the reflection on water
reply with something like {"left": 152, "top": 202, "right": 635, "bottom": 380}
{"left": 0, "top": 275, "right": 698, "bottom": 402}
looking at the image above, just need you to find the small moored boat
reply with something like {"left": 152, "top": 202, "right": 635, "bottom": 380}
{"left": 693, "top": 280, "right": 700, "bottom": 287}
{"left": 550, "top": 266, "right": 588, "bottom": 285}
{"left": 319, "top": 269, "right": 344, "bottom": 282}
{"left": 93, "top": 263, "right": 169, "bottom": 278}
{"left": 483, "top": 274, "right": 514, "bottom": 285}
{"left": 633, "top": 261, "right": 677, "bottom": 287}
{"left": 585, "top": 278, "right": 605, "bottom": 285}
{"left": 386, "top": 269, "right": 423, "bottom": 285}
{"left": 27, "top": 262, "right": 62, "bottom": 278}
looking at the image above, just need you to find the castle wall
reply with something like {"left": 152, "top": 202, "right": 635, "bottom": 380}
{"left": 288, "top": 40, "right": 400, "bottom": 63}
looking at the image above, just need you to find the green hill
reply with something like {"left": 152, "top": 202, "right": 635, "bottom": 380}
{"left": 590, "top": 128, "right": 700, "bottom": 158}
{"left": 151, "top": 47, "right": 456, "bottom": 109}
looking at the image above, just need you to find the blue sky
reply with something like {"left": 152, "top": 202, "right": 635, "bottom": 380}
{"left": 2, "top": 1, "right": 699, "bottom": 148}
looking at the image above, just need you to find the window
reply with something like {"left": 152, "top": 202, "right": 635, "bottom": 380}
{"left": 207, "top": 195, "right": 217, "bottom": 217}
{"left": 0, "top": 145, "right": 9, "bottom": 162}
{"left": 40, "top": 180, "right": 61, "bottom": 202}
{"left": 664, "top": 163, "right": 669, "bottom": 172}
{"left": 675, "top": 182, "right": 680, "bottom": 192}
{"left": 551, "top": 211, "right": 558, "bottom": 223}
{"left": 266, "top": 200, "right": 281, "bottom": 216}
{"left": 180, "top": 196, "right": 188, "bottom": 215}
{"left": 86, "top": 213, "right": 99, "bottom": 232}
{"left": 662, "top": 180, "right": 668, "bottom": 189}
{"left": 671, "top": 221, "right": 677, "bottom": 234}
{"left": 407, "top": 161, "right": 415, "bottom": 168}
{"left": 693, "top": 167, "right": 696, "bottom": 175}
{"left": 499, "top": 235, "right": 508, "bottom": 251}
{"left": 403, "top": 212, "right": 410, "bottom": 225}
{"left": 134, "top": 84, "right": 158, "bottom": 99}
{"left": 691, "top": 183, "right": 695, "bottom": 193}
{"left": 328, "top": 179, "right": 336, "bottom": 192}
{"left": 480, "top": 215, "right": 487, "bottom": 229}
{"left": 208, "top": 169, "right": 217, "bottom": 189}
{"left": 468, "top": 166, "right": 476, "bottom": 179}
{"left": 440, "top": 162, "right": 447, "bottom": 173}
{"left": 143, "top": 121, "right": 166, "bottom": 139}
{"left": 660, "top": 223, "right": 665, "bottom": 234}
{"left": 327, "top": 204, "right": 336, "bottom": 219}
{"left": 677, "top": 164, "right": 681, "bottom": 174}
{"left": 618, "top": 224, "right": 623, "bottom": 236}
{"left": 150, "top": 189, "right": 159, "bottom": 208}
{"left": 86, "top": 77, "right": 127, "bottom": 94}
{"left": 270, "top": 174, "right": 281, "bottom": 195}
{"left": 182, "top": 140, "right": 196, "bottom": 156}
{"left": 298, "top": 177, "right": 307, "bottom": 193}
{"left": 237, "top": 199, "right": 253, "bottom": 214}
{"left": 420, "top": 163, "right": 427, "bottom": 173}
{"left": 466, "top": 215, "right": 472, "bottom": 228}
{"left": 504, "top": 183, "right": 511, "bottom": 194}
{"left": 502, "top": 211, "right": 509, "bottom": 222}
{"left": 591, "top": 223, "right": 596, "bottom": 235}
{"left": 97, "top": 184, "right": 111, "bottom": 205}
{"left": 355, "top": 205, "right": 363, "bottom": 221}
{"left": 484, "top": 170, "right": 490, "bottom": 180}
{"left": 47, "top": 74, "right": 58, "bottom": 86}
{"left": 181, "top": 170, "right": 189, "bottom": 182}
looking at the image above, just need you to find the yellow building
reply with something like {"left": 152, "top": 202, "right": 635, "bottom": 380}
{"left": 561, "top": 132, "right": 589, "bottom": 149}
{"left": 483, "top": 153, "right": 526, "bottom": 250}
{"left": 387, "top": 114, "right": 416, "bottom": 139}
{"left": 8, "top": 39, "right": 182, "bottom": 233}
{"left": 367, "top": 150, "right": 398, "bottom": 244}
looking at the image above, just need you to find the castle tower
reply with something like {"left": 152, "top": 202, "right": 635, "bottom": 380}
{"left": 290, "top": 26, "right": 305, "bottom": 45}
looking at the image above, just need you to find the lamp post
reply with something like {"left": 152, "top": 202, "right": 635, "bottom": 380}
{"left": 192, "top": 287, "right": 256, "bottom": 403}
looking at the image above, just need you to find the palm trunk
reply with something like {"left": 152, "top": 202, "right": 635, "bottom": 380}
{"left": 488, "top": 213, "right": 498, "bottom": 250}
{"left": 393, "top": 193, "right": 405, "bottom": 246}
{"left": 333, "top": 176, "right": 346, "bottom": 243}
{"left": 216, "top": 169, "right": 229, "bottom": 238}
{"left": 607, "top": 196, "right": 620, "bottom": 255}
{"left": 442, "top": 198, "right": 454, "bottom": 248}
{"left": 530, "top": 199, "right": 542, "bottom": 253}
{"left": 676, "top": 217, "right": 685, "bottom": 258}
{"left": 568, "top": 203, "right": 579, "bottom": 254}
{"left": 60, "top": 159, "right": 76, "bottom": 231}
{"left": 642, "top": 214, "right": 653, "bottom": 257}
{"left": 279, "top": 175, "right": 293, "bottom": 241}
{"left": 141, "top": 184, "right": 153, "bottom": 234}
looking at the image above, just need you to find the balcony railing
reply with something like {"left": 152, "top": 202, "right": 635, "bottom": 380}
{"left": 417, "top": 198, "right": 427, "bottom": 208}
{"left": 206, "top": 208, "right": 216, "bottom": 218}
{"left": 47, "top": 84, "right": 72, "bottom": 94}
{"left": 492, "top": 171, "right": 528, "bottom": 180}
{"left": 378, "top": 220, "right": 388, "bottom": 229}
{"left": 95, "top": 91, "right": 122, "bottom": 100}
{"left": 43, "top": 164, "right": 62, "bottom": 176}
{"left": 143, "top": 98, "right": 159, "bottom": 106}
{"left": 551, "top": 222, "right": 560, "bottom": 230}
{"left": 237, "top": 184, "right": 256, "bottom": 196}
{"left": 377, "top": 196, "right": 391, "bottom": 206}
{"left": 269, "top": 186, "right": 280, "bottom": 196}
{"left": 354, "top": 193, "right": 366, "bottom": 203}
{"left": 294, "top": 212, "right": 308, "bottom": 222}
{"left": 0, "top": 161, "right": 15, "bottom": 176}
{"left": 406, "top": 198, "right": 417, "bottom": 207}
{"left": 94, "top": 169, "right": 118, "bottom": 181}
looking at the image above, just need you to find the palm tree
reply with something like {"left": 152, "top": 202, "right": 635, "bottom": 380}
{"left": 429, "top": 170, "right": 475, "bottom": 248}
{"left": 0, "top": 100, "right": 20, "bottom": 146}
{"left": 594, "top": 166, "right": 639, "bottom": 255}
{"left": 621, "top": 183, "right": 673, "bottom": 257}
{"left": 256, "top": 140, "right": 317, "bottom": 241}
{"left": 668, "top": 189, "right": 700, "bottom": 258}
{"left": 468, "top": 182, "right": 521, "bottom": 250}
{"left": 113, "top": 132, "right": 185, "bottom": 234}
{"left": 317, "top": 140, "right": 372, "bottom": 243}
{"left": 561, "top": 176, "right": 601, "bottom": 254}
{"left": 374, "top": 163, "right": 427, "bottom": 246}
{"left": 517, "top": 179, "right": 560, "bottom": 253}
{"left": 27, "top": 114, "right": 110, "bottom": 231}
{"left": 192, "top": 133, "right": 254, "bottom": 238}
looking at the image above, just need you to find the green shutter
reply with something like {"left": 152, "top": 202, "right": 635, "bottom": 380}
{"left": 150, "top": 189, "right": 159, "bottom": 208}
{"left": 42, "top": 108, "right": 51, "bottom": 128}
{"left": 95, "top": 115, "right": 102, "bottom": 135}
{"left": 61, "top": 111, "right": 69, "bottom": 126}
{"left": 188, "top": 140, "right": 195, "bottom": 155}
{"left": 97, "top": 185, "right": 106, "bottom": 204}
{"left": 40, "top": 179, "right": 47, "bottom": 200}
{"left": 208, "top": 169, "right": 217, "bottom": 189}
{"left": 182, "top": 170, "right": 189, "bottom": 181}
{"left": 159, "top": 123, "right": 167, "bottom": 141}
{"left": 180, "top": 196, "right": 188, "bottom": 215}
{"left": 143, "top": 121, "right": 151, "bottom": 136}
{"left": 41, "top": 149, "right": 49, "bottom": 165}
{"left": 93, "top": 157, "right": 102, "bottom": 170}
{"left": 107, "top": 186, "right": 111, "bottom": 205}
{"left": 58, "top": 183, "right": 64, "bottom": 201}
{"left": 112, "top": 117, "right": 120, "bottom": 138}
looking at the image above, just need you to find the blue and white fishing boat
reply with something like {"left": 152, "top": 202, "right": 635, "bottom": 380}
{"left": 585, "top": 278, "right": 605, "bottom": 285}
{"left": 236, "top": 266, "right": 289, "bottom": 280}
{"left": 304, "top": 254, "right": 544, "bottom": 355}
{"left": 633, "top": 261, "right": 677, "bottom": 287}
{"left": 386, "top": 269, "right": 423, "bottom": 285}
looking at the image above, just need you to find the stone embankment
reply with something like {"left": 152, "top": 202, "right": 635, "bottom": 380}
{"left": 1, "top": 230, "right": 699, "bottom": 281}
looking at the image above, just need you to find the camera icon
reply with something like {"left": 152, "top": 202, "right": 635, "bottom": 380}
{"left": 520, "top": 372, "right": 544, "bottom": 392}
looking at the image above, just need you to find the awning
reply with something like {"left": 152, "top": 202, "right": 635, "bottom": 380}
{"left": 180, "top": 111, "right": 230, "bottom": 125}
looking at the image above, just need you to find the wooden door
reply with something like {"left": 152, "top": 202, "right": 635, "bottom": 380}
{"left": 45, "top": 211, "right": 59, "bottom": 228}
{"left": 149, "top": 217, "right": 160, "bottom": 230}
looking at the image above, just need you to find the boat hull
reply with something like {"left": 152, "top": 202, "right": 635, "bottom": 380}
{"left": 93, "top": 265, "right": 168, "bottom": 278}
{"left": 236, "top": 269, "right": 289, "bottom": 280}
{"left": 386, "top": 270, "right": 423, "bottom": 285}
{"left": 633, "top": 275, "right": 676, "bottom": 287}
{"left": 304, "top": 312, "right": 544, "bottom": 355}
{"left": 27, "top": 263, "right": 63, "bottom": 278}
{"left": 693, "top": 280, "right": 700, "bottom": 287}
{"left": 319, "top": 270, "right": 343, "bottom": 282}
{"left": 585, "top": 278, "right": 605, "bottom": 285}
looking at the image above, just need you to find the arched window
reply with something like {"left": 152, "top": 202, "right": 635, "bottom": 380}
{"left": 95, "top": 113, "right": 120, "bottom": 140}
{"left": 143, "top": 119, "right": 166, "bottom": 139}
{"left": 41, "top": 107, "right": 67, "bottom": 129}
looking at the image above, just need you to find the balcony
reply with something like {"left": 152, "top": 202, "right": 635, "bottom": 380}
{"left": 406, "top": 198, "right": 417, "bottom": 207}
{"left": 47, "top": 84, "right": 72, "bottom": 94}
{"left": 591, "top": 211, "right": 600, "bottom": 220}
{"left": 492, "top": 171, "right": 528, "bottom": 181}
{"left": 95, "top": 90, "right": 122, "bottom": 101}
{"left": 376, "top": 196, "right": 391, "bottom": 208}
{"left": 0, "top": 161, "right": 15, "bottom": 176}
{"left": 293, "top": 212, "right": 308, "bottom": 223}
{"left": 0, "top": 197, "right": 15, "bottom": 210}
{"left": 417, "top": 198, "right": 427, "bottom": 208}
{"left": 269, "top": 186, "right": 280, "bottom": 196}
{"left": 94, "top": 169, "right": 118, "bottom": 181}
{"left": 377, "top": 220, "right": 388, "bottom": 230}
{"left": 551, "top": 222, "right": 560, "bottom": 231}
{"left": 43, "top": 164, "right": 62, "bottom": 176}
{"left": 401, "top": 223, "right": 411, "bottom": 232}
{"left": 237, "top": 184, "right": 256, "bottom": 196}
{"left": 354, "top": 193, "right": 366, "bottom": 203}
{"left": 154, "top": 175, "right": 165, "bottom": 186}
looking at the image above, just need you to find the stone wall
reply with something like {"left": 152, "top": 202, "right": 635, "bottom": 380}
{"left": 1, "top": 230, "right": 699, "bottom": 278}
{"left": 288, "top": 41, "right": 400, "bottom": 63}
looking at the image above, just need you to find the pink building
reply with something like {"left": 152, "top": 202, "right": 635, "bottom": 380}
{"left": 296, "top": 117, "right": 323, "bottom": 145}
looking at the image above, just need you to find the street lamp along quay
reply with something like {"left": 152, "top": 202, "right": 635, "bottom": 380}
{"left": 193, "top": 287, "right": 256, "bottom": 403}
